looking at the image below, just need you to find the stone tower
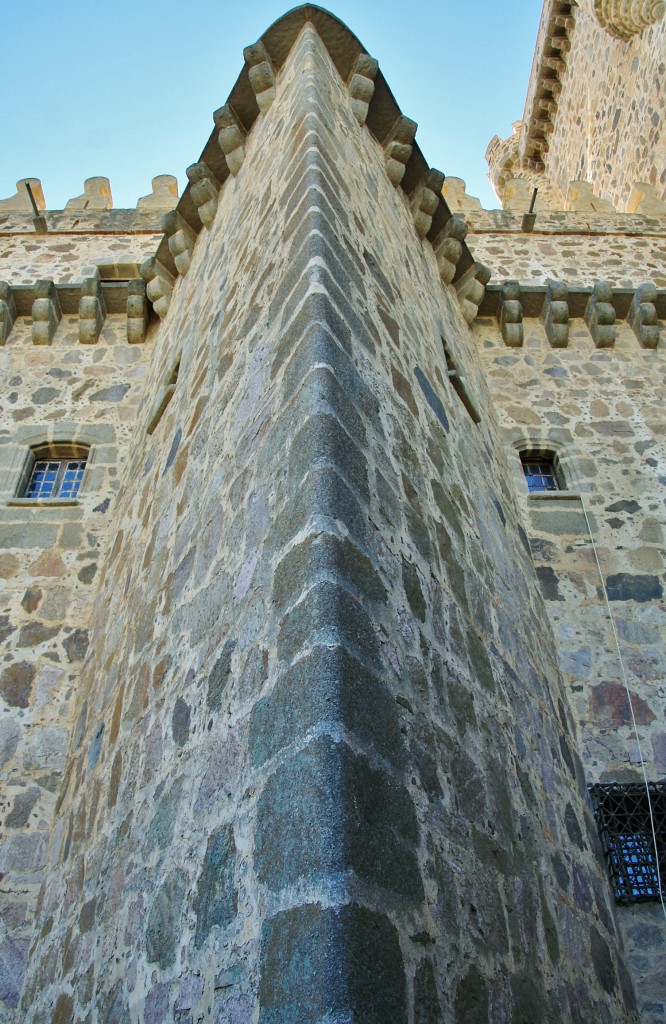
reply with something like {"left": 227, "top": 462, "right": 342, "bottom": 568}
{"left": 0, "top": 4, "right": 663, "bottom": 1022}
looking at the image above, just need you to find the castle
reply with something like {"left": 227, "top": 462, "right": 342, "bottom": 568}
{"left": 0, "top": 2, "right": 664, "bottom": 1021}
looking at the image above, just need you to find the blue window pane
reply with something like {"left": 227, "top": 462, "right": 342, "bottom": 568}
{"left": 24, "top": 457, "right": 87, "bottom": 500}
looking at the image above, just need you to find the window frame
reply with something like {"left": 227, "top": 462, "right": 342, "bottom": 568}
{"left": 520, "top": 450, "right": 563, "bottom": 494}
{"left": 15, "top": 442, "right": 90, "bottom": 504}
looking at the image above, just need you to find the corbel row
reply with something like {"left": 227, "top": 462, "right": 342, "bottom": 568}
{"left": 139, "top": 36, "right": 280, "bottom": 322}
{"left": 343, "top": 57, "right": 490, "bottom": 323}
{"left": 487, "top": 279, "right": 663, "bottom": 349}
{"left": 0, "top": 275, "right": 151, "bottom": 346}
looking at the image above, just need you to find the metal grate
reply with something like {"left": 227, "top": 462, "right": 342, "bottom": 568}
{"left": 589, "top": 782, "right": 666, "bottom": 904}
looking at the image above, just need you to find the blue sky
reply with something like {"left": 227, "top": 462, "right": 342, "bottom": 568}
{"left": 1, "top": 1, "right": 542, "bottom": 211}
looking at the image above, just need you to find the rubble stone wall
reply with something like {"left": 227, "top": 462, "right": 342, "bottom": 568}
{"left": 474, "top": 305, "right": 666, "bottom": 1024}
{"left": 17, "top": 22, "right": 639, "bottom": 1024}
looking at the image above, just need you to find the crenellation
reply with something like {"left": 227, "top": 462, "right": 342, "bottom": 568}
{"left": 136, "top": 175, "right": 179, "bottom": 211}
{"left": 65, "top": 177, "right": 113, "bottom": 211}
{"left": 0, "top": 179, "right": 46, "bottom": 212}
{"left": 31, "top": 279, "right": 61, "bottom": 346}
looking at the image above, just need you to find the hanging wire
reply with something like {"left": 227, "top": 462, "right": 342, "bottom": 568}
{"left": 579, "top": 496, "right": 666, "bottom": 921}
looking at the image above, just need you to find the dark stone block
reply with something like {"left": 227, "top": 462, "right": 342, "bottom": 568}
{"left": 414, "top": 367, "right": 449, "bottom": 433}
{"left": 255, "top": 735, "right": 422, "bottom": 897}
{"left": 286, "top": 364, "right": 368, "bottom": 447}
{"left": 289, "top": 412, "right": 369, "bottom": 503}
{"left": 276, "top": 581, "right": 379, "bottom": 667}
{"left": 454, "top": 965, "right": 489, "bottom": 1023}
{"left": 88, "top": 722, "right": 105, "bottom": 771}
{"left": 535, "top": 565, "right": 564, "bottom": 601}
{"left": 164, "top": 427, "right": 182, "bottom": 473}
{"left": 590, "top": 925, "right": 617, "bottom": 995}
{"left": 270, "top": 466, "right": 368, "bottom": 555}
{"left": 172, "top": 697, "right": 190, "bottom": 747}
{"left": 207, "top": 639, "right": 236, "bottom": 712}
{"left": 63, "top": 628, "right": 89, "bottom": 663}
{"left": 259, "top": 904, "right": 407, "bottom": 1024}
{"left": 194, "top": 824, "right": 237, "bottom": 948}
{"left": 402, "top": 557, "right": 426, "bottom": 622}
{"left": 605, "top": 572, "right": 663, "bottom": 603}
{"left": 249, "top": 644, "right": 406, "bottom": 768}
{"left": 0, "top": 662, "right": 35, "bottom": 708}
{"left": 273, "top": 532, "right": 386, "bottom": 612}
{"left": 414, "top": 959, "right": 441, "bottom": 1024}
{"left": 89, "top": 384, "right": 130, "bottom": 403}
{"left": 146, "top": 869, "right": 186, "bottom": 969}
{"left": 51, "top": 993, "right": 74, "bottom": 1024}
{"left": 6, "top": 786, "right": 40, "bottom": 828}
{"left": 16, "top": 622, "right": 59, "bottom": 648}
{"left": 466, "top": 632, "right": 495, "bottom": 693}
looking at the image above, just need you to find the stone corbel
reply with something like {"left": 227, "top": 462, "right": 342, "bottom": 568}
{"left": 411, "top": 169, "right": 445, "bottom": 238}
{"left": 244, "top": 41, "right": 277, "bottom": 114}
{"left": 186, "top": 162, "right": 221, "bottom": 228}
{"left": 32, "top": 279, "right": 61, "bottom": 345}
{"left": 433, "top": 216, "right": 467, "bottom": 286}
{"left": 140, "top": 257, "right": 175, "bottom": 320}
{"left": 498, "top": 281, "right": 523, "bottom": 347}
{"left": 384, "top": 116, "right": 417, "bottom": 188}
{"left": 585, "top": 281, "right": 616, "bottom": 348}
{"left": 0, "top": 282, "right": 16, "bottom": 345}
{"left": 628, "top": 282, "right": 660, "bottom": 349}
{"left": 78, "top": 268, "right": 106, "bottom": 345}
{"left": 348, "top": 53, "right": 378, "bottom": 126}
{"left": 127, "top": 279, "right": 149, "bottom": 344}
{"left": 542, "top": 280, "right": 570, "bottom": 348}
{"left": 454, "top": 263, "right": 492, "bottom": 324}
{"left": 162, "top": 211, "right": 198, "bottom": 276}
{"left": 213, "top": 105, "right": 246, "bottom": 176}
{"left": 578, "top": 0, "right": 665, "bottom": 38}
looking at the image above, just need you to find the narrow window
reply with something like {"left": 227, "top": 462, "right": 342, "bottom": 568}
{"left": 20, "top": 444, "right": 89, "bottom": 501}
{"left": 589, "top": 782, "right": 666, "bottom": 904}
{"left": 441, "top": 336, "right": 481, "bottom": 423}
{"left": 521, "top": 451, "right": 560, "bottom": 493}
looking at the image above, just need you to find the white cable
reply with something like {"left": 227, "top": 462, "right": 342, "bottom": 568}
{"left": 579, "top": 496, "right": 666, "bottom": 919}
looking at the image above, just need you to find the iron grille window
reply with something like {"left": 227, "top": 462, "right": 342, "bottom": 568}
{"left": 589, "top": 782, "right": 666, "bottom": 904}
{"left": 521, "top": 454, "right": 560, "bottom": 493}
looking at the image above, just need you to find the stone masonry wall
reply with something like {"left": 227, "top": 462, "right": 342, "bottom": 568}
{"left": 465, "top": 210, "right": 666, "bottom": 288}
{"left": 542, "top": 5, "right": 665, "bottom": 209}
{"left": 0, "top": 308, "right": 153, "bottom": 1014}
{"left": 18, "top": 22, "right": 639, "bottom": 1024}
{"left": 474, "top": 308, "right": 666, "bottom": 1022}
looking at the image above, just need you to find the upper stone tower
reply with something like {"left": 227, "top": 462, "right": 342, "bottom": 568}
{"left": 486, "top": 0, "right": 666, "bottom": 212}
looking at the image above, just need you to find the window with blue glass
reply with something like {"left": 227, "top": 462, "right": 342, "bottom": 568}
{"left": 521, "top": 452, "right": 561, "bottom": 493}
{"left": 21, "top": 445, "right": 88, "bottom": 501}
{"left": 589, "top": 782, "right": 666, "bottom": 904}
